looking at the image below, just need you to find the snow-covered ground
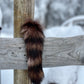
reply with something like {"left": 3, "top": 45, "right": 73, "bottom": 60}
{"left": 44, "top": 25, "right": 84, "bottom": 38}
{"left": 42, "top": 66, "right": 79, "bottom": 84}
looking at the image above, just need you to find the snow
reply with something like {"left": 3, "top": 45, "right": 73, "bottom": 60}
{"left": 62, "top": 15, "right": 84, "bottom": 26}
{"left": 44, "top": 25, "right": 84, "bottom": 38}
{"left": 0, "top": 25, "right": 13, "bottom": 38}
{"left": 42, "top": 66, "right": 78, "bottom": 84}
{"left": 76, "top": 66, "right": 84, "bottom": 84}
{"left": 1, "top": 70, "right": 14, "bottom": 84}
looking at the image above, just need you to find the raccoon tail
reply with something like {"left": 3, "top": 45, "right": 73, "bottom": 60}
{"left": 21, "top": 19, "right": 45, "bottom": 84}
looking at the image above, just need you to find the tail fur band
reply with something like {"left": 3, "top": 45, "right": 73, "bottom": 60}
{"left": 21, "top": 19, "right": 45, "bottom": 84}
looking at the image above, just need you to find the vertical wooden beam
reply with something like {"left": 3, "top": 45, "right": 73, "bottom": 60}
{"left": 14, "top": 0, "right": 34, "bottom": 37}
{"left": 14, "top": 0, "right": 35, "bottom": 84}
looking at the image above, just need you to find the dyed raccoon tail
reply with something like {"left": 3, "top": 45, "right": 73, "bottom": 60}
{"left": 21, "top": 19, "right": 45, "bottom": 84}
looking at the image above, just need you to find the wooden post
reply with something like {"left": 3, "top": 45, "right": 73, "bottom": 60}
{"left": 14, "top": 0, "right": 35, "bottom": 84}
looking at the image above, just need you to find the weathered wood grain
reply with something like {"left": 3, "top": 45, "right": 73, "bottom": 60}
{"left": 14, "top": 0, "right": 34, "bottom": 84}
{"left": 0, "top": 35, "right": 84, "bottom": 69}
{"left": 14, "top": 0, "right": 35, "bottom": 37}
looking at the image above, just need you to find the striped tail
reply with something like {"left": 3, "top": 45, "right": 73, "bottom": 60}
{"left": 21, "top": 20, "right": 45, "bottom": 84}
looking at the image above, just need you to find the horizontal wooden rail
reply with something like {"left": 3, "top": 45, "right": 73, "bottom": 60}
{"left": 0, "top": 35, "right": 84, "bottom": 69}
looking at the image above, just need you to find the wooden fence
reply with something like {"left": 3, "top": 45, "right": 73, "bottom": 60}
{"left": 0, "top": 36, "right": 84, "bottom": 69}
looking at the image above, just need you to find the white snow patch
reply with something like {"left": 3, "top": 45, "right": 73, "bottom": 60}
{"left": 44, "top": 25, "right": 84, "bottom": 38}
{"left": 62, "top": 15, "right": 84, "bottom": 26}
{"left": 0, "top": 25, "right": 13, "bottom": 38}
{"left": 1, "top": 70, "right": 14, "bottom": 84}
{"left": 76, "top": 66, "right": 84, "bottom": 84}
{"left": 42, "top": 66, "right": 78, "bottom": 84}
